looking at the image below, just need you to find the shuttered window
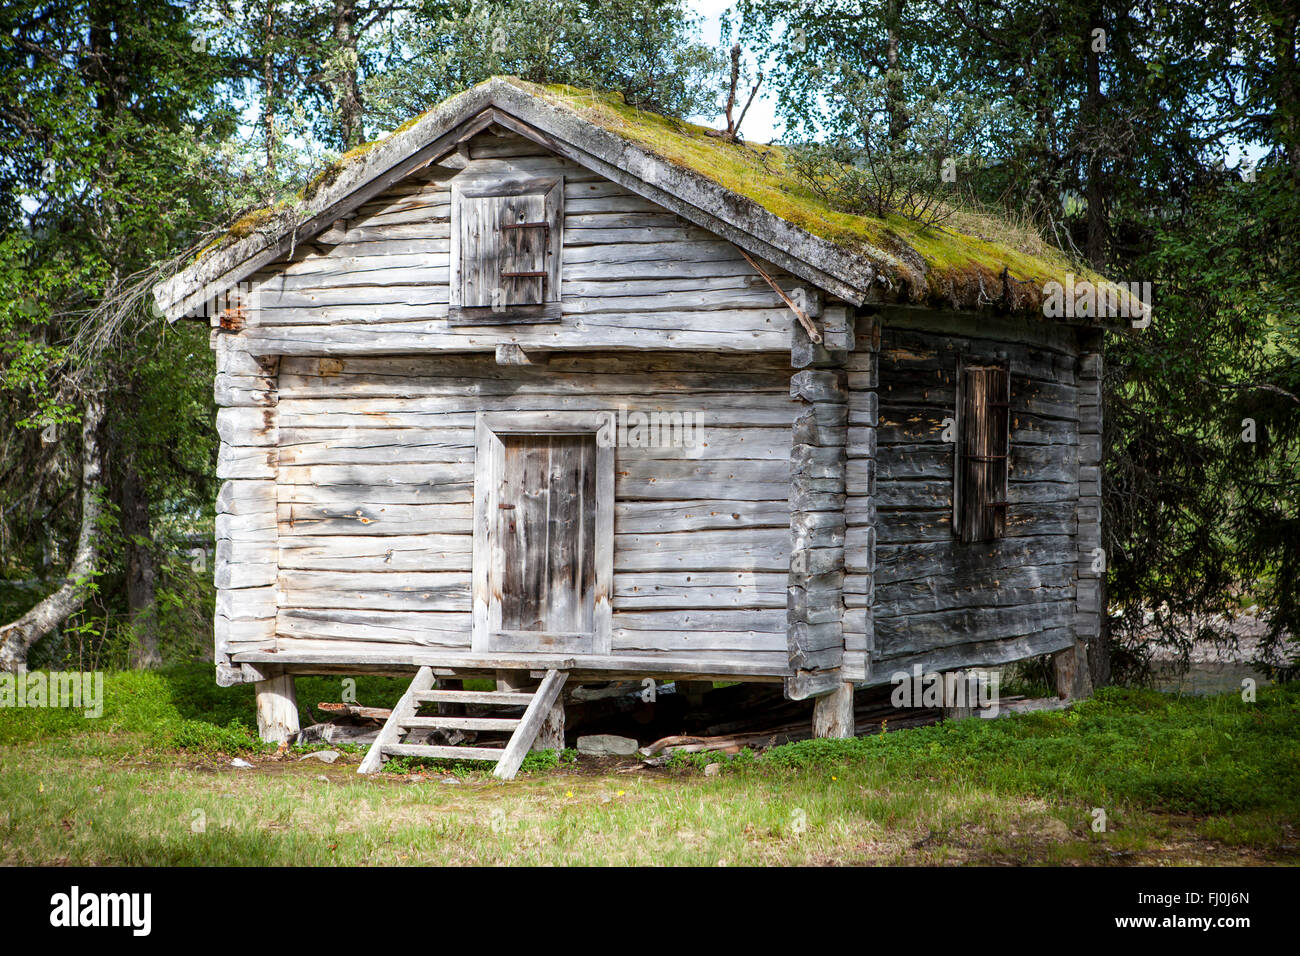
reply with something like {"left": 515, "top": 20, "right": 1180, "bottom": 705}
{"left": 449, "top": 176, "right": 563, "bottom": 324}
{"left": 954, "top": 363, "right": 1010, "bottom": 542}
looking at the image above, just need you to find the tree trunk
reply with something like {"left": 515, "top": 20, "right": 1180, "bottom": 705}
{"left": 121, "top": 455, "right": 159, "bottom": 668}
{"left": 0, "top": 394, "right": 107, "bottom": 671}
{"left": 885, "top": 0, "right": 906, "bottom": 142}
{"left": 1084, "top": 8, "right": 1107, "bottom": 269}
{"left": 262, "top": 0, "right": 278, "bottom": 174}
{"left": 333, "top": 0, "right": 364, "bottom": 149}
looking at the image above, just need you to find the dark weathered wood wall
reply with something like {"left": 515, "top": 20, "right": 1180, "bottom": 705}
{"left": 847, "top": 309, "right": 1082, "bottom": 681}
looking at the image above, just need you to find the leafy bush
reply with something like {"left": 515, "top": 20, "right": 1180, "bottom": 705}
{"left": 789, "top": 73, "right": 1002, "bottom": 226}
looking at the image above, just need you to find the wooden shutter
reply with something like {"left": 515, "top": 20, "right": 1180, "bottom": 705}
{"left": 450, "top": 177, "right": 562, "bottom": 324}
{"left": 954, "top": 363, "right": 1010, "bottom": 542}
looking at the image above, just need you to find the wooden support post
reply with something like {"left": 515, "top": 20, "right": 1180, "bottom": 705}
{"left": 496, "top": 669, "right": 529, "bottom": 693}
{"left": 255, "top": 668, "right": 299, "bottom": 745}
{"left": 812, "top": 681, "right": 855, "bottom": 738}
{"left": 1053, "top": 641, "right": 1094, "bottom": 700}
{"left": 941, "top": 670, "right": 974, "bottom": 720}
{"left": 437, "top": 676, "right": 464, "bottom": 716}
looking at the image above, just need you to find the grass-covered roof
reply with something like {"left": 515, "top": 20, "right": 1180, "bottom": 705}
{"left": 179, "top": 76, "right": 1119, "bottom": 317}
{"left": 513, "top": 79, "right": 1104, "bottom": 310}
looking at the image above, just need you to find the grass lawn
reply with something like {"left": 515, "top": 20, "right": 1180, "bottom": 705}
{"left": 1, "top": 666, "right": 1297, "bottom": 865}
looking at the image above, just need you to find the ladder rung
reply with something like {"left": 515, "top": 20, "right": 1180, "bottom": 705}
{"left": 401, "top": 716, "right": 521, "bottom": 731}
{"left": 382, "top": 744, "right": 505, "bottom": 762}
{"left": 414, "top": 690, "right": 534, "bottom": 706}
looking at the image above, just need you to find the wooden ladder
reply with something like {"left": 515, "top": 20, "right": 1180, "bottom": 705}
{"left": 357, "top": 666, "right": 568, "bottom": 781}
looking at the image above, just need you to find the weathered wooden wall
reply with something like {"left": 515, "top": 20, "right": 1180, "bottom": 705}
{"left": 847, "top": 309, "right": 1082, "bottom": 682}
{"left": 213, "top": 337, "right": 280, "bottom": 681}
{"left": 233, "top": 130, "right": 820, "bottom": 355}
{"left": 209, "top": 124, "right": 1099, "bottom": 687}
{"left": 843, "top": 316, "right": 879, "bottom": 683}
{"left": 208, "top": 127, "right": 824, "bottom": 676}
{"left": 268, "top": 351, "right": 796, "bottom": 670}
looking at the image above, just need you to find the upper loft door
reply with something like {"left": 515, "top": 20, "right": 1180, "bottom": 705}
{"left": 472, "top": 413, "right": 614, "bottom": 655}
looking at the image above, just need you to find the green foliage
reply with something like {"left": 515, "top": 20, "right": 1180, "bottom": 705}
{"left": 737, "top": 0, "right": 1300, "bottom": 673}
{"left": 788, "top": 74, "right": 1009, "bottom": 226}
{"left": 1108, "top": 165, "right": 1300, "bottom": 669}
{"left": 0, "top": 664, "right": 412, "bottom": 750}
{"left": 0, "top": 0, "right": 237, "bottom": 666}
{"left": 5, "top": 667, "right": 1295, "bottom": 826}
{"left": 365, "top": 0, "right": 726, "bottom": 130}
{"left": 665, "top": 748, "right": 756, "bottom": 772}
{"left": 150, "top": 718, "right": 262, "bottom": 754}
{"left": 511, "top": 747, "right": 577, "bottom": 771}
{"left": 382, "top": 747, "right": 576, "bottom": 776}
{"left": 755, "top": 684, "right": 1300, "bottom": 815}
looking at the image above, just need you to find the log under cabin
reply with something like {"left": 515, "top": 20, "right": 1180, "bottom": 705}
{"left": 154, "top": 77, "right": 1120, "bottom": 778}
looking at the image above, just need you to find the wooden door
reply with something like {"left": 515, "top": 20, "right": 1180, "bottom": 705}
{"left": 489, "top": 434, "right": 598, "bottom": 651}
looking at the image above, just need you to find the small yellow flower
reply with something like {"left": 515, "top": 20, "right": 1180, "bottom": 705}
{"left": 617, "top": 790, "right": 625, "bottom": 797}
{"left": 565, "top": 790, "right": 573, "bottom": 798}
{"left": 831, "top": 776, "right": 837, "bottom": 781}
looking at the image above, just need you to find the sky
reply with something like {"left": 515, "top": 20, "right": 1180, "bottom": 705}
{"left": 687, "top": 0, "right": 785, "bottom": 143}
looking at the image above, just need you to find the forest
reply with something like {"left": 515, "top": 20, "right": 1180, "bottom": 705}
{"left": 1, "top": 0, "right": 1296, "bottom": 681}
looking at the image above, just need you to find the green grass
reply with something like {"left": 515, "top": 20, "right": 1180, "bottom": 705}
{"left": 760, "top": 686, "right": 1300, "bottom": 815}
{"left": 1, "top": 666, "right": 1296, "bottom": 865}
{"left": 0, "top": 665, "right": 415, "bottom": 751}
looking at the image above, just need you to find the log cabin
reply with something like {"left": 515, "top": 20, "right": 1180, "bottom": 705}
{"left": 154, "top": 77, "right": 1123, "bottom": 778}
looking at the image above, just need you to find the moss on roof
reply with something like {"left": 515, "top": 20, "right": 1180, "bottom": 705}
{"left": 196, "top": 75, "right": 1106, "bottom": 312}
{"left": 515, "top": 79, "right": 1102, "bottom": 308}
{"left": 193, "top": 99, "right": 448, "bottom": 265}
